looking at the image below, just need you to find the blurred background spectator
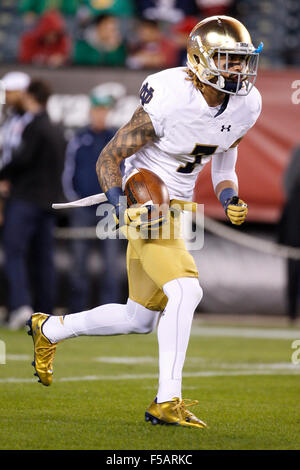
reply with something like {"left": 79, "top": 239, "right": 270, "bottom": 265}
{"left": 73, "top": 13, "right": 127, "bottom": 66}
{"left": 136, "top": 0, "right": 199, "bottom": 23}
{"left": 18, "top": 10, "right": 71, "bottom": 67}
{"left": 278, "top": 146, "right": 300, "bottom": 322}
{"left": 0, "top": 78, "right": 65, "bottom": 329}
{"left": 171, "top": 16, "right": 198, "bottom": 66}
{"left": 0, "top": 71, "right": 31, "bottom": 261}
{"left": 18, "top": 0, "right": 79, "bottom": 16}
{"left": 0, "top": 71, "right": 31, "bottom": 170}
{"left": 126, "top": 18, "right": 179, "bottom": 69}
{"left": 75, "top": 0, "right": 136, "bottom": 43}
{"left": 62, "top": 85, "right": 124, "bottom": 311}
{"left": 77, "top": 0, "right": 135, "bottom": 25}
{"left": 196, "top": 0, "right": 233, "bottom": 17}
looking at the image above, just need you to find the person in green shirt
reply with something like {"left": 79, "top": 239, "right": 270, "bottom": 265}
{"left": 18, "top": 0, "right": 79, "bottom": 16}
{"left": 80, "top": 0, "right": 135, "bottom": 18}
{"left": 74, "top": 14, "right": 127, "bottom": 66}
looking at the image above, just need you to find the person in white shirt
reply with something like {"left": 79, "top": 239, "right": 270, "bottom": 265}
{"left": 0, "top": 72, "right": 31, "bottom": 170}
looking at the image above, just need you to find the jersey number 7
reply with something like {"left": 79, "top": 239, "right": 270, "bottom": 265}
{"left": 177, "top": 144, "right": 219, "bottom": 173}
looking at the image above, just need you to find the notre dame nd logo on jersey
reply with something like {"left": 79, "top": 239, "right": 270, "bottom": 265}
{"left": 140, "top": 82, "right": 154, "bottom": 106}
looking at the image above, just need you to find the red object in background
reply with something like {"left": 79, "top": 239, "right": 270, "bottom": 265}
{"left": 172, "top": 16, "right": 199, "bottom": 35}
{"left": 193, "top": 69, "right": 300, "bottom": 223}
{"left": 195, "top": 0, "right": 233, "bottom": 17}
{"left": 19, "top": 10, "right": 71, "bottom": 66}
{"left": 148, "top": 37, "right": 179, "bottom": 69}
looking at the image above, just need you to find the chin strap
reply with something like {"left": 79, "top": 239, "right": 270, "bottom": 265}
{"left": 223, "top": 79, "right": 243, "bottom": 92}
{"left": 215, "top": 75, "right": 243, "bottom": 93}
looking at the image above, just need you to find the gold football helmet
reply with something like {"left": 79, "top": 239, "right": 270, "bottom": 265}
{"left": 187, "top": 15, "right": 263, "bottom": 95}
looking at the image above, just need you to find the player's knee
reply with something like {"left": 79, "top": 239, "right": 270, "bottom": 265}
{"left": 134, "top": 323, "right": 154, "bottom": 334}
{"left": 131, "top": 310, "right": 159, "bottom": 334}
{"left": 126, "top": 298, "right": 159, "bottom": 334}
{"left": 190, "top": 280, "right": 203, "bottom": 306}
{"left": 163, "top": 277, "right": 203, "bottom": 308}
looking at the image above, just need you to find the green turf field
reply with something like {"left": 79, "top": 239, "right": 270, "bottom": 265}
{"left": 1, "top": 320, "right": 300, "bottom": 450}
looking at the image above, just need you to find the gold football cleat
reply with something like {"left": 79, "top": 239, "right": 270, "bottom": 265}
{"left": 145, "top": 397, "right": 207, "bottom": 429}
{"left": 26, "top": 313, "right": 57, "bottom": 386}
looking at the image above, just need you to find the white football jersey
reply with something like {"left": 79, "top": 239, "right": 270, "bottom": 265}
{"left": 123, "top": 67, "right": 262, "bottom": 201}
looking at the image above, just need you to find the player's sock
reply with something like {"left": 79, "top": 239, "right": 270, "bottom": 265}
{"left": 42, "top": 298, "right": 159, "bottom": 343}
{"left": 156, "top": 277, "right": 203, "bottom": 403}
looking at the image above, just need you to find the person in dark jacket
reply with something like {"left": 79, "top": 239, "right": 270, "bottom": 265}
{"left": 0, "top": 79, "right": 65, "bottom": 329}
{"left": 62, "top": 86, "right": 124, "bottom": 311}
{"left": 278, "top": 146, "right": 300, "bottom": 322}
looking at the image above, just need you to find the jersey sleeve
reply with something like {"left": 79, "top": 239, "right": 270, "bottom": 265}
{"left": 211, "top": 147, "right": 238, "bottom": 191}
{"left": 233, "top": 87, "right": 262, "bottom": 143}
{"left": 139, "top": 74, "right": 166, "bottom": 138}
{"left": 246, "top": 86, "right": 262, "bottom": 129}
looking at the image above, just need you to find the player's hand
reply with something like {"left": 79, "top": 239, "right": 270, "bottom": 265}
{"left": 225, "top": 196, "right": 248, "bottom": 225}
{"left": 125, "top": 205, "right": 166, "bottom": 232}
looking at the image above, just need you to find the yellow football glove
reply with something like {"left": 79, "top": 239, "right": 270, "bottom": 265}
{"left": 225, "top": 196, "right": 248, "bottom": 226}
{"left": 124, "top": 205, "right": 166, "bottom": 232}
{"left": 113, "top": 205, "right": 166, "bottom": 232}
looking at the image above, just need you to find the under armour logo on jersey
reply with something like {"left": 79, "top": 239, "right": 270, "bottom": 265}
{"left": 140, "top": 82, "right": 154, "bottom": 106}
{"left": 221, "top": 125, "right": 231, "bottom": 132}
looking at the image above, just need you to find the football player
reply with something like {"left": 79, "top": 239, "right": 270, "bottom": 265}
{"left": 27, "top": 16, "right": 262, "bottom": 429}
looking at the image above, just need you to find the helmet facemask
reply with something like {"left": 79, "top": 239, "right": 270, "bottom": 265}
{"left": 187, "top": 43, "right": 262, "bottom": 96}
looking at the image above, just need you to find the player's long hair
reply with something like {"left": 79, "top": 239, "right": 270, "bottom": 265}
{"left": 184, "top": 68, "right": 203, "bottom": 91}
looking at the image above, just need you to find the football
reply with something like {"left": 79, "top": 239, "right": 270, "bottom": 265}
{"left": 124, "top": 168, "right": 170, "bottom": 219}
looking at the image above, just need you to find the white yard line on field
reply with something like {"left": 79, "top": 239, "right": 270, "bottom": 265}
{"left": 1, "top": 368, "right": 300, "bottom": 384}
{"left": 190, "top": 326, "right": 300, "bottom": 339}
{"left": 94, "top": 356, "right": 156, "bottom": 364}
{"left": 94, "top": 357, "right": 299, "bottom": 370}
{"left": 6, "top": 354, "right": 31, "bottom": 361}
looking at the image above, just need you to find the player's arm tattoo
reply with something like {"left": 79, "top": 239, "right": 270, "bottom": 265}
{"left": 96, "top": 106, "right": 156, "bottom": 192}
